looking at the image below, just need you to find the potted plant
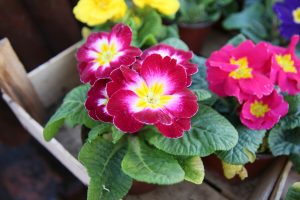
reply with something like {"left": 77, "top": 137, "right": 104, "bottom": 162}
{"left": 176, "top": 0, "right": 236, "bottom": 53}
{"left": 72, "top": 0, "right": 181, "bottom": 48}
{"left": 203, "top": 33, "right": 300, "bottom": 181}
{"left": 43, "top": 23, "right": 241, "bottom": 200}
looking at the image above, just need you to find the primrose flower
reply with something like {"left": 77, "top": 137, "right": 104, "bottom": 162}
{"left": 133, "top": 0, "right": 180, "bottom": 16}
{"left": 240, "top": 91, "right": 288, "bottom": 130}
{"left": 85, "top": 78, "right": 112, "bottom": 123}
{"left": 273, "top": 0, "right": 300, "bottom": 39}
{"left": 268, "top": 35, "right": 300, "bottom": 95}
{"left": 206, "top": 40, "right": 274, "bottom": 102}
{"left": 76, "top": 24, "right": 142, "bottom": 84}
{"left": 106, "top": 54, "right": 198, "bottom": 138}
{"left": 73, "top": 0, "right": 127, "bottom": 26}
{"left": 139, "top": 44, "right": 198, "bottom": 86}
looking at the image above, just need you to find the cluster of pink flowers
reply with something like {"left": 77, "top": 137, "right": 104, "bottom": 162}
{"left": 206, "top": 36, "right": 300, "bottom": 130}
{"left": 77, "top": 23, "right": 199, "bottom": 138}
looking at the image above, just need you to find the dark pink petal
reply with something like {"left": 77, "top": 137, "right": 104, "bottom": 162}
{"left": 140, "top": 54, "right": 187, "bottom": 94}
{"left": 78, "top": 62, "right": 98, "bottom": 84}
{"left": 106, "top": 89, "right": 143, "bottom": 133}
{"left": 132, "top": 108, "right": 173, "bottom": 125}
{"left": 155, "top": 118, "right": 191, "bottom": 138}
{"left": 109, "top": 23, "right": 132, "bottom": 50}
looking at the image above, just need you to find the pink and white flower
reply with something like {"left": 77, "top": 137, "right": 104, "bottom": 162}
{"left": 76, "top": 23, "right": 142, "bottom": 84}
{"left": 206, "top": 40, "right": 274, "bottom": 102}
{"left": 268, "top": 35, "right": 300, "bottom": 95}
{"left": 85, "top": 78, "right": 112, "bottom": 123}
{"left": 139, "top": 44, "right": 198, "bottom": 86}
{"left": 106, "top": 54, "right": 198, "bottom": 138}
{"left": 240, "top": 91, "right": 288, "bottom": 130}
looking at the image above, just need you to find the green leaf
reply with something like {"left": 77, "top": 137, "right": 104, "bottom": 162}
{"left": 79, "top": 137, "right": 132, "bottom": 200}
{"left": 87, "top": 123, "right": 112, "bottom": 143}
{"left": 226, "top": 34, "right": 247, "bottom": 46}
{"left": 44, "top": 85, "right": 96, "bottom": 141}
{"left": 161, "top": 37, "right": 189, "bottom": 51}
{"left": 280, "top": 95, "right": 300, "bottom": 129}
{"left": 121, "top": 137, "right": 185, "bottom": 185}
{"left": 290, "top": 154, "right": 300, "bottom": 174}
{"left": 216, "top": 127, "right": 265, "bottom": 165}
{"left": 193, "top": 89, "right": 212, "bottom": 101}
{"left": 146, "top": 105, "right": 238, "bottom": 156}
{"left": 111, "top": 127, "right": 125, "bottom": 144}
{"left": 268, "top": 126, "right": 300, "bottom": 156}
{"left": 190, "top": 55, "right": 208, "bottom": 90}
{"left": 178, "top": 156, "right": 205, "bottom": 184}
{"left": 285, "top": 182, "right": 300, "bottom": 200}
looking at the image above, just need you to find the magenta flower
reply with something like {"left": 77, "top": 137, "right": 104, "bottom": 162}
{"left": 206, "top": 40, "right": 274, "bottom": 102}
{"left": 139, "top": 44, "right": 198, "bottom": 86}
{"left": 240, "top": 91, "right": 288, "bottom": 130}
{"left": 268, "top": 35, "right": 300, "bottom": 95}
{"left": 85, "top": 78, "right": 112, "bottom": 123}
{"left": 106, "top": 54, "right": 198, "bottom": 138}
{"left": 76, "top": 23, "right": 142, "bottom": 84}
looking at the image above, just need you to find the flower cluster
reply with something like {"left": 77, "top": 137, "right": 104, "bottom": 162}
{"left": 79, "top": 24, "right": 198, "bottom": 138}
{"left": 206, "top": 36, "right": 300, "bottom": 130}
{"left": 273, "top": 0, "right": 300, "bottom": 39}
{"left": 73, "top": 0, "right": 180, "bottom": 26}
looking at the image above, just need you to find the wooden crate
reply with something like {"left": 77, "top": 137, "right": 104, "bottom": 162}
{"left": 0, "top": 38, "right": 292, "bottom": 200}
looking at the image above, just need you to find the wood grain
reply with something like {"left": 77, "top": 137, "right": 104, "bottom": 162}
{"left": 0, "top": 38, "right": 45, "bottom": 122}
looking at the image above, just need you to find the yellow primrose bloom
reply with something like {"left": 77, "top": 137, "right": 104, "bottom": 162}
{"left": 73, "top": 0, "right": 127, "bottom": 26}
{"left": 133, "top": 0, "right": 180, "bottom": 16}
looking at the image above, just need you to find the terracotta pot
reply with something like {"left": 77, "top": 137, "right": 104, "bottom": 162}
{"left": 179, "top": 21, "right": 214, "bottom": 54}
{"left": 203, "top": 154, "right": 275, "bottom": 183}
{"left": 80, "top": 126, "right": 157, "bottom": 195}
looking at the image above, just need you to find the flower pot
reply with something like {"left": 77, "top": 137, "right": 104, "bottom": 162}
{"left": 203, "top": 154, "right": 275, "bottom": 183}
{"left": 81, "top": 126, "right": 157, "bottom": 195}
{"left": 179, "top": 21, "right": 213, "bottom": 54}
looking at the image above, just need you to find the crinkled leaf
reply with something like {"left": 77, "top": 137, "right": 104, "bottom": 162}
{"left": 222, "top": 161, "right": 248, "bottom": 180}
{"left": 290, "top": 154, "right": 300, "bottom": 174}
{"left": 146, "top": 105, "right": 238, "bottom": 157}
{"left": 216, "top": 127, "right": 265, "bottom": 165}
{"left": 79, "top": 137, "right": 132, "bottom": 200}
{"left": 178, "top": 156, "right": 204, "bottom": 184}
{"left": 268, "top": 126, "right": 300, "bottom": 156}
{"left": 112, "top": 127, "right": 125, "bottom": 144}
{"left": 281, "top": 95, "right": 300, "bottom": 129}
{"left": 161, "top": 37, "right": 189, "bottom": 51}
{"left": 193, "top": 89, "right": 212, "bottom": 102}
{"left": 121, "top": 137, "right": 185, "bottom": 185}
{"left": 190, "top": 55, "right": 208, "bottom": 90}
{"left": 285, "top": 182, "right": 300, "bottom": 200}
{"left": 44, "top": 85, "right": 97, "bottom": 141}
{"left": 87, "top": 123, "right": 112, "bottom": 143}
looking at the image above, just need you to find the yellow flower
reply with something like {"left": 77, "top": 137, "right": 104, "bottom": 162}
{"left": 133, "top": 0, "right": 180, "bottom": 16}
{"left": 73, "top": 0, "right": 127, "bottom": 26}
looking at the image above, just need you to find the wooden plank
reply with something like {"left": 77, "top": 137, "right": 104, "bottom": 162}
{"left": 126, "top": 182, "right": 228, "bottom": 200}
{"left": 0, "top": 38, "right": 45, "bottom": 122}
{"left": 1, "top": 93, "right": 89, "bottom": 186}
{"left": 28, "top": 42, "right": 81, "bottom": 108}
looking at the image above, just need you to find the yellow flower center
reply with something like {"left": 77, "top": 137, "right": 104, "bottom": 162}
{"left": 134, "top": 82, "right": 173, "bottom": 109}
{"left": 95, "top": 42, "right": 118, "bottom": 66}
{"left": 275, "top": 54, "right": 297, "bottom": 73}
{"left": 229, "top": 57, "right": 253, "bottom": 79}
{"left": 250, "top": 100, "right": 270, "bottom": 118}
{"left": 293, "top": 7, "right": 300, "bottom": 24}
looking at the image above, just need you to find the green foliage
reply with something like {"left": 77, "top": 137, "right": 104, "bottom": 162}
{"left": 87, "top": 124, "right": 112, "bottom": 143}
{"left": 146, "top": 105, "right": 238, "bottom": 157}
{"left": 190, "top": 55, "right": 208, "bottom": 90}
{"left": 111, "top": 127, "right": 125, "bottom": 144}
{"left": 216, "top": 127, "right": 265, "bottom": 165}
{"left": 223, "top": 2, "right": 273, "bottom": 43}
{"left": 177, "top": 156, "right": 205, "bottom": 184}
{"left": 79, "top": 137, "right": 132, "bottom": 200}
{"left": 285, "top": 182, "right": 300, "bottom": 200}
{"left": 226, "top": 34, "right": 247, "bottom": 46}
{"left": 290, "top": 154, "right": 300, "bottom": 174}
{"left": 268, "top": 126, "right": 300, "bottom": 156}
{"left": 161, "top": 37, "right": 189, "bottom": 51}
{"left": 44, "top": 85, "right": 98, "bottom": 141}
{"left": 193, "top": 89, "right": 212, "bottom": 102}
{"left": 121, "top": 137, "right": 185, "bottom": 184}
{"left": 281, "top": 95, "right": 300, "bottom": 130}
{"left": 178, "top": 0, "right": 235, "bottom": 24}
